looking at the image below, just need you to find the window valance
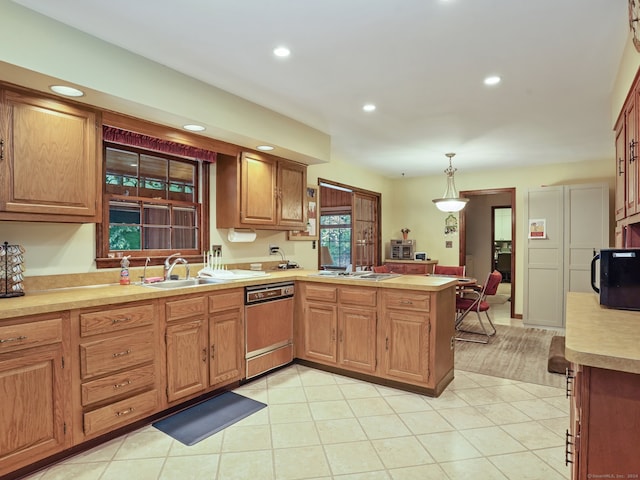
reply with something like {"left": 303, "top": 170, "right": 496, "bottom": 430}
{"left": 103, "top": 126, "right": 217, "bottom": 163}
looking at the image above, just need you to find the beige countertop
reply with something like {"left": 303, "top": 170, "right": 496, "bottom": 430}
{"left": 565, "top": 291, "right": 640, "bottom": 374}
{"left": 0, "top": 270, "right": 457, "bottom": 320}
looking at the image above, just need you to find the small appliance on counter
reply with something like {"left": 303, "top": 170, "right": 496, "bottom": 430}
{"left": 591, "top": 248, "right": 640, "bottom": 310}
{"left": 389, "top": 239, "right": 415, "bottom": 260}
{"left": 414, "top": 252, "right": 428, "bottom": 261}
{"left": 1, "top": 241, "right": 25, "bottom": 298}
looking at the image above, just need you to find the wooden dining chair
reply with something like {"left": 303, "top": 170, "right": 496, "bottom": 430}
{"left": 455, "top": 270, "right": 502, "bottom": 344}
{"left": 372, "top": 265, "right": 390, "bottom": 273}
{"left": 434, "top": 265, "right": 465, "bottom": 276}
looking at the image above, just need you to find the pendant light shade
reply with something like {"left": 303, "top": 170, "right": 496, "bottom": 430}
{"left": 432, "top": 153, "right": 469, "bottom": 212}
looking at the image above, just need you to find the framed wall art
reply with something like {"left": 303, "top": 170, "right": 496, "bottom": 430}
{"left": 288, "top": 185, "right": 319, "bottom": 241}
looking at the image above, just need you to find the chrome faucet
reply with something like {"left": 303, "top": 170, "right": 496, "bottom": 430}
{"left": 164, "top": 253, "right": 190, "bottom": 281}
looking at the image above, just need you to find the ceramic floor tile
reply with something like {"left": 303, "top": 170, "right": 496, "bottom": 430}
{"left": 358, "top": 414, "right": 412, "bottom": 439}
{"left": 339, "top": 382, "right": 383, "bottom": 399}
{"left": 309, "top": 399, "right": 355, "bottom": 420}
{"left": 267, "top": 385, "right": 308, "bottom": 404}
{"left": 486, "top": 384, "right": 538, "bottom": 402}
{"left": 269, "top": 402, "right": 314, "bottom": 423}
{"left": 323, "top": 440, "right": 384, "bottom": 475}
{"left": 489, "top": 451, "right": 568, "bottom": 480}
{"left": 542, "top": 395, "right": 571, "bottom": 411}
{"left": 463, "top": 372, "right": 518, "bottom": 387}
{"left": 538, "top": 416, "right": 570, "bottom": 438}
{"left": 453, "top": 386, "right": 506, "bottom": 406}
{"left": 231, "top": 405, "right": 270, "bottom": 426}
{"left": 271, "top": 421, "right": 320, "bottom": 448}
{"left": 388, "top": 463, "right": 449, "bottom": 480}
{"left": 315, "top": 418, "right": 368, "bottom": 444}
{"left": 217, "top": 450, "right": 274, "bottom": 480}
{"left": 267, "top": 373, "right": 303, "bottom": 389}
{"left": 222, "top": 424, "right": 271, "bottom": 452}
{"left": 532, "top": 446, "right": 571, "bottom": 479}
{"left": 40, "top": 462, "right": 107, "bottom": 480}
{"left": 444, "top": 373, "right": 482, "bottom": 391}
{"left": 383, "top": 393, "right": 433, "bottom": 413}
{"left": 273, "top": 445, "right": 331, "bottom": 480}
{"left": 423, "top": 389, "right": 470, "bottom": 410}
{"left": 374, "top": 384, "right": 407, "bottom": 397}
{"left": 334, "top": 471, "right": 391, "bottom": 480}
{"left": 515, "top": 382, "right": 566, "bottom": 398}
{"left": 348, "top": 397, "right": 394, "bottom": 417}
{"left": 460, "top": 426, "right": 527, "bottom": 456}
{"left": 298, "top": 369, "right": 338, "bottom": 386}
{"left": 158, "top": 454, "right": 219, "bottom": 480}
{"left": 500, "top": 421, "right": 564, "bottom": 450}
{"left": 304, "top": 384, "right": 345, "bottom": 401}
{"left": 475, "top": 402, "right": 533, "bottom": 425}
{"left": 439, "top": 457, "right": 509, "bottom": 480}
{"left": 510, "top": 398, "right": 568, "bottom": 420}
{"left": 62, "top": 436, "right": 124, "bottom": 463}
{"left": 399, "top": 410, "right": 455, "bottom": 435}
{"left": 101, "top": 459, "right": 166, "bottom": 480}
{"left": 113, "top": 430, "right": 174, "bottom": 460}
{"left": 417, "top": 430, "right": 483, "bottom": 462}
{"left": 437, "top": 405, "right": 496, "bottom": 430}
{"left": 370, "top": 435, "right": 434, "bottom": 469}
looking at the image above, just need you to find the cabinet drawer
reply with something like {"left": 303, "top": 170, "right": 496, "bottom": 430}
{"left": 304, "top": 284, "right": 337, "bottom": 302}
{"left": 83, "top": 389, "right": 158, "bottom": 436}
{"left": 166, "top": 296, "right": 207, "bottom": 322}
{"left": 80, "top": 304, "right": 154, "bottom": 337}
{"left": 0, "top": 317, "right": 63, "bottom": 353}
{"left": 339, "top": 287, "right": 377, "bottom": 307}
{"left": 209, "top": 289, "right": 243, "bottom": 313}
{"left": 80, "top": 331, "right": 154, "bottom": 379}
{"left": 81, "top": 363, "right": 156, "bottom": 406}
{"left": 382, "top": 291, "right": 430, "bottom": 311}
{"left": 403, "top": 264, "right": 428, "bottom": 274}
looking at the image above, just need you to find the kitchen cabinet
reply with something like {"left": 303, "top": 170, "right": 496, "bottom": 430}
{"left": 384, "top": 260, "right": 437, "bottom": 275}
{"left": 0, "top": 313, "right": 71, "bottom": 478}
{"left": 0, "top": 87, "right": 100, "bottom": 222}
{"left": 216, "top": 151, "right": 307, "bottom": 230}
{"left": 165, "top": 290, "right": 243, "bottom": 403}
{"left": 615, "top": 117, "right": 626, "bottom": 221}
{"left": 299, "top": 284, "right": 377, "bottom": 374}
{"left": 566, "top": 363, "right": 640, "bottom": 479}
{"left": 494, "top": 207, "right": 511, "bottom": 241}
{"left": 72, "top": 302, "right": 160, "bottom": 439}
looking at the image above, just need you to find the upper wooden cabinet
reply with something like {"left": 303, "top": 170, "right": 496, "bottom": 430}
{"left": 0, "top": 88, "right": 100, "bottom": 222}
{"left": 615, "top": 117, "right": 627, "bottom": 222}
{"left": 216, "top": 152, "right": 307, "bottom": 230}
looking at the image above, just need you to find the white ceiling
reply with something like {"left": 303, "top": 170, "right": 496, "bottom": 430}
{"left": 13, "top": 0, "right": 629, "bottom": 177}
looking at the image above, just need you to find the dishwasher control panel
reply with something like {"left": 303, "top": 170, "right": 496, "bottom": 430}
{"left": 245, "top": 282, "right": 295, "bottom": 304}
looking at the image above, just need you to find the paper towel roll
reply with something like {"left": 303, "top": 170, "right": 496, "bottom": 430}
{"left": 227, "top": 228, "right": 257, "bottom": 242}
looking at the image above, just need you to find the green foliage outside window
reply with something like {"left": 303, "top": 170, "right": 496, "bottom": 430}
{"left": 320, "top": 214, "right": 351, "bottom": 266}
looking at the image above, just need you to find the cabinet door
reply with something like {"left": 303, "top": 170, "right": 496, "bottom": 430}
{"left": 337, "top": 306, "right": 377, "bottom": 373}
{"left": 240, "top": 152, "right": 277, "bottom": 226}
{"left": 615, "top": 118, "right": 627, "bottom": 221}
{"left": 209, "top": 308, "right": 243, "bottom": 386}
{"left": 0, "top": 90, "right": 99, "bottom": 221}
{"left": 381, "top": 310, "right": 430, "bottom": 385}
{"left": 626, "top": 96, "right": 638, "bottom": 216}
{"left": 303, "top": 302, "right": 337, "bottom": 364}
{"left": 277, "top": 160, "right": 306, "bottom": 227}
{"left": 166, "top": 320, "right": 208, "bottom": 402}
{"left": 0, "top": 344, "right": 69, "bottom": 476}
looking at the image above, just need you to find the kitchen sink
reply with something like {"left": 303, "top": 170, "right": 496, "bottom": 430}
{"left": 143, "top": 277, "right": 228, "bottom": 289}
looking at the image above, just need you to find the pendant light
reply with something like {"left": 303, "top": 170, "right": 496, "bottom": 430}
{"left": 432, "top": 153, "right": 469, "bottom": 212}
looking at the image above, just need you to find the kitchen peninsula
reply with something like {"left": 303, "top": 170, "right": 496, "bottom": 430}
{"left": 0, "top": 270, "right": 456, "bottom": 479}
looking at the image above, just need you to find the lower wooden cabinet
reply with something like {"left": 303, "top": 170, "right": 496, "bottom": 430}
{"left": 0, "top": 313, "right": 71, "bottom": 478}
{"left": 384, "top": 261, "right": 436, "bottom": 275}
{"left": 567, "top": 363, "right": 640, "bottom": 479}
{"left": 165, "top": 289, "right": 244, "bottom": 403}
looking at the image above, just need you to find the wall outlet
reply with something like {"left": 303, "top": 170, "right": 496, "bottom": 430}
{"left": 269, "top": 244, "right": 280, "bottom": 255}
{"left": 211, "top": 245, "right": 222, "bottom": 255}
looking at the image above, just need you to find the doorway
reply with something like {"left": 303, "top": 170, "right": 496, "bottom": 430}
{"left": 459, "top": 188, "right": 516, "bottom": 320}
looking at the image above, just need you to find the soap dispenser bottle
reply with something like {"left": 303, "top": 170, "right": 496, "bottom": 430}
{"left": 119, "top": 255, "right": 131, "bottom": 285}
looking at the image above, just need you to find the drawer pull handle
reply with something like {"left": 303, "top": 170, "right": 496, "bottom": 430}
{"left": 0, "top": 335, "right": 27, "bottom": 344}
{"left": 116, "top": 407, "right": 134, "bottom": 417}
{"left": 202, "top": 348, "right": 207, "bottom": 362}
{"left": 112, "top": 316, "right": 131, "bottom": 325}
{"left": 211, "top": 344, "right": 215, "bottom": 360}
{"left": 400, "top": 300, "right": 413, "bottom": 305}
{"left": 112, "top": 349, "right": 131, "bottom": 358}
{"left": 385, "top": 337, "right": 389, "bottom": 350}
{"left": 113, "top": 380, "right": 132, "bottom": 389}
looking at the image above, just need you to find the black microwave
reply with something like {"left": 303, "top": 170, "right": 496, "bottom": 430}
{"left": 591, "top": 249, "right": 640, "bottom": 310}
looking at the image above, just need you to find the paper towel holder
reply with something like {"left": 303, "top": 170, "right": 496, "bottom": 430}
{"left": 227, "top": 228, "right": 257, "bottom": 243}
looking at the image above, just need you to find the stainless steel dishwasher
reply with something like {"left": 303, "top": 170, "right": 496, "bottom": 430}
{"left": 244, "top": 282, "right": 295, "bottom": 378}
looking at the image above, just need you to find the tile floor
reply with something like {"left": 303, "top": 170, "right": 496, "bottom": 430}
{"left": 23, "top": 363, "right": 570, "bottom": 480}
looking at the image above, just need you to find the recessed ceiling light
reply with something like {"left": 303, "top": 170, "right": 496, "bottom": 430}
{"left": 363, "top": 104, "right": 376, "bottom": 112}
{"left": 49, "top": 85, "right": 84, "bottom": 97}
{"left": 273, "top": 46, "right": 290, "bottom": 58}
{"left": 484, "top": 75, "right": 501, "bottom": 86}
{"left": 183, "top": 124, "right": 205, "bottom": 132}
{"left": 256, "top": 145, "right": 274, "bottom": 151}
